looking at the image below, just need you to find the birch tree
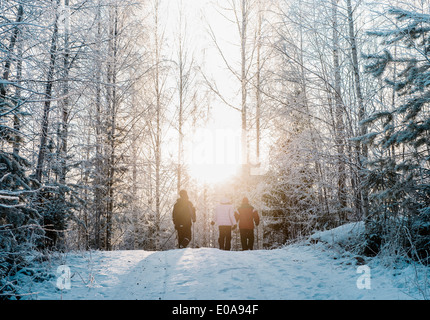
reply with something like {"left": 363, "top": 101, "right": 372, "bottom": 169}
{"left": 205, "top": 0, "right": 259, "bottom": 177}
{"left": 174, "top": 0, "right": 197, "bottom": 193}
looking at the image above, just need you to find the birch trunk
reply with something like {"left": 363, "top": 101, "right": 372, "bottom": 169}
{"left": 331, "top": 0, "right": 347, "bottom": 221}
{"left": 35, "top": 0, "right": 60, "bottom": 183}
{"left": 346, "top": 0, "right": 369, "bottom": 221}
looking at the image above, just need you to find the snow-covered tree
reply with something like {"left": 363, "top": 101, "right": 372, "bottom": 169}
{"left": 362, "top": 6, "right": 430, "bottom": 260}
{"left": 0, "top": 1, "right": 45, "bottom": 298}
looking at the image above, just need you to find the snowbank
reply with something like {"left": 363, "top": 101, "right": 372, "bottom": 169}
{"left": 309, "top": 222, "right": 365, "bottom": 247}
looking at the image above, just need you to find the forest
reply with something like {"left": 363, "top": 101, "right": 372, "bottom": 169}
{"left": 1, "top": 0, "right": 429, "bottom": 297}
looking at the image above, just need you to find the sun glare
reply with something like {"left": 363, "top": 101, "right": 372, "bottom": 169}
{"left": 189, "top": 163, "right": 241, "bottom": 185}
{"left": 163, "top": 0, "right": 246, "bottom": 186}
{"left": 186, "top": 123, "right": 242, "bottom": 185}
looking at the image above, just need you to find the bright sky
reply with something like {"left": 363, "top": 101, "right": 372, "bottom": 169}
{"left": 162, "top": 0, "right": 244, "bottom": 184}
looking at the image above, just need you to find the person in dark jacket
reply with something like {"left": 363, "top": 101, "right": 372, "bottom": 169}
{"left": 172, "top": 190, "right": 196, "bottom": 248}
{"left": 234, "top": 197, "right": 260, "bottom": 250}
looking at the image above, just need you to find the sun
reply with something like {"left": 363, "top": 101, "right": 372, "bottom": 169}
{"left": 186, "top": 122, "right": 242, "bottom": 185}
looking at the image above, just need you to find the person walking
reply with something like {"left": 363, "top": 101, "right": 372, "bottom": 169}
{"left": 235, "top": 197, "right": 260, "bottom": 250}
{"left": 211, "top": 197, "right": 236, "bottom": 250}
{"left": 172, "top": 190, "right": 196, "bottom": 248}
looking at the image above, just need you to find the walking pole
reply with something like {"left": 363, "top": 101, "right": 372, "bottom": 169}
{"left": 211, "top": 223, "right": 214, "bottom": 248}
{"left": 235, "top": 227, "right": 239, "bottom": 251}
{"left": 256, "top": 224, "right": 259, "bottom": 250}
{"left": 161, "top": 228, "right": 176, "bottom": 249}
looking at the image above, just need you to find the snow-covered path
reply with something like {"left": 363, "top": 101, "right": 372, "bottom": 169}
{"left": 33, "top": 243, "right": 420, "bottom": 300}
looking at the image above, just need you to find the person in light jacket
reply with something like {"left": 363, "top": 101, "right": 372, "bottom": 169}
{"left": 211, "top": 197, "right": 237, "bottom": 250}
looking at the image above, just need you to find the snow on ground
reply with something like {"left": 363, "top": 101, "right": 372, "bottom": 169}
{"left": 309, "top": 221, "right": 365, "bottom": 246}
{"left": 27, "top": 224, "right": 429, "bottom": 300}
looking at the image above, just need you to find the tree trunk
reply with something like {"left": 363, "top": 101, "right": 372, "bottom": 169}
{"left": 177, "top": 3, "right": 184, "bottom": 193}
{"left": 332, "top": 0, "right": 347, "bottom": 222}
{"left": 241, "top": 0, "right": 249, "bottom": 176}
{"left": 35, "top": 0, "right": 60, "bottom": 183}
{"left": 13, "top": 11, "right": 24, "bottom": 156}
{"left": 255, "top": 0, "right": 262, "bottom": 165}
{"left": 59, "top": 0, "right": 70, "bottom": 186}
{"left": 0, "top": 4, "right": 24, "bottom": 99}
{"left": 346, "top": 0, "right": 369, "bottom": 222}
{"left": 105, "top": 3, "right": 119, "bottom": 251}
{"left": 94, "top": 0, "right": 103, "bottom": 249}
{"left": 153, "top": 0, "right": 162, "bottom": 249}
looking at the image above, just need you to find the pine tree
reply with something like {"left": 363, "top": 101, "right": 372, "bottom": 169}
{"left": 362, "top": 7, "right": 430, "bottom": 260}
{"left": 0, "top": 1, "right": 45, "bottom": 298}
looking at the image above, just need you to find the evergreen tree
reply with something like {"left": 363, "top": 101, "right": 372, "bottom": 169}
{"left": 362, "top": 7, "right": 430, "bottom": 261}
{"left": 0, "top": 1, "right": 44, "bottom": 298}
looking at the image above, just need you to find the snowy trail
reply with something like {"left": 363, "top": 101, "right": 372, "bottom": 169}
{"left": 32, "top": 243, "right": 419, "bottom": 300}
